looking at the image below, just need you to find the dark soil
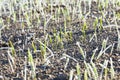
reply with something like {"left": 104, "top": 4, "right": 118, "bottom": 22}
{"left": 0, "top": 1, "right": 120, "bottom": 80}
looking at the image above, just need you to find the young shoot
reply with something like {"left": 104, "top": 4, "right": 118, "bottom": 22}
{"left": 8, "top": 50, "right": 15, "bottom": 73}
{"left": 99, "top": 60, "right": 109, "bottom": 80}
{"left": 84, "top": 61, "right": 91, "bottom": 78}
{"left": 27, "top": 48, "right": 36, "bottom": 80}
{"left": 9, "top": 41, "right": 16, "bottom": 56}
{"left": 110, "top": 58, "right": 115, "bottom": 79}
{"left": 25, "top": 13, "right": 31, "bottom": 26}
{"left": 82, "top": 19, "right": 87, "bottom": 39}
{"left": 0, "top": 18, "right": 3, "bottom": 39}
{"left": 91, "top": 61, "right": 98, "bottom": 79}
{"left": 64, "top": 18, "right": 67, "bottom": 34}
{"left": 66, "top": 31, "right": 73, "bottom": 42}
{"left": 76, "top": 63, "right": 81, "bottom": 80}
{"left": 57, "top": 33, "right": 64, "bottom": 49}
{"left": 105, "top": 0, "right": 109, "bottom": 9}
{"left": 76, "top": 42, "right": 85, "bottom": 59}
{"left": 114, "top": 11, "right": 120, "bottom": 51}
{"left": 32, "top": 41, "right": 37, "bottom": 53}
{"left": 69, "top": 69, "right": 75, "bottom": 80}
{"left": 102, "top": 37, "right": 108, "bottom": 50}
{"left": 48, "top": 35, "right": 53, "bottom": 44}
{"left": 87, "top": 63, "right": 97, "bottom": 80}
{"left": 91, "top": 47, "right": 98, "bottom": 62}
{"left": 99, "top": 17, "right": 103, "bottom": 31}
{"left": 39, "top": 41, "right": 47, "bottom": 62}
{"left": 93, "top": 17, "right": 98, "bottom": 33}
{"left": 84, "top": 69, "right": 88, "bottom": 80}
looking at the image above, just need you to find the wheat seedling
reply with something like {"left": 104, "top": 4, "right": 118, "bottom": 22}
{"left": 84, "top": 69, "right": 88, "bottom": 80}
{"left": 110, "top": 58, "right": 115, "bottom": 79}
{"left": 76, "top": 42, "right": 86, "bottom": 59}
{"left": 69, "top": 69, "right": 75, "bottom": 80}
{"left": 99, "top": 60, "right": 109, "bottom": 80}
{"left": 7, "top": 50, "right": 15, "bottom": 73}
{"left": 9, "top": 41, "right": 16, "bottom": 56}
{"left": 76, "top": 63, "right": 81, "bottom": 80}
{"left": 27, "top": 48, "right": 36, "bottom": 80}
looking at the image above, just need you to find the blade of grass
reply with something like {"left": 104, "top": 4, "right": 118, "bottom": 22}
{"left": 69, "top": 69, "right": 75, "bottom": 80}
{"left": 91, "top": 47, "right": 98, "bottom": 62}
{"left": 84, "top": 61, "right": 91, "bottom": 78}
{"left": 9, "top": 41, "right": 16, "bottom": 56}
{"left": 87, "top": 63, "right": 97, "bottom": 80}
{"left": 76, "top": 63, "right": 81, "bottom": 80}
{"left": 7, "top": 50, "right": 15, "bottom": 73}
{"left": 91, "top": 61, "right": 98, "bottom": 79}
{"left": 110, "top": 58, "right": 115, "bottom": 79}
{"left": 76, "top": 42, "right": 85, "bottom": 59}
{"left": 99, "top": 60, "right": 109, "bottom": 80}
{"left": 27, "top": 48, "right": 36, "bottom": 80}
{"left": 84, "top": 69, "right": 88, "bottom": 80}
{"left": 24, "top": 56, "right": 27, "bottom": 80}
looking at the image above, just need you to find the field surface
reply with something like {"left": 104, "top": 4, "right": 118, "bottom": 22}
{"left": 0, "top": 0, "right": 120, "bottom": 80}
